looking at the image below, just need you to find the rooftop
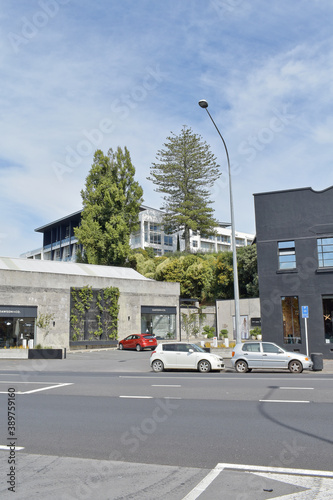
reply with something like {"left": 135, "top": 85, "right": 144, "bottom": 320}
{"left": 0, "top": 257, "right": 151, "bottom": 281}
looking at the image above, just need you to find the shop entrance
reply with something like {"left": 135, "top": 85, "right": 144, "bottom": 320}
{"left": 0, "top": 306, "right": 37, "bottom": 348}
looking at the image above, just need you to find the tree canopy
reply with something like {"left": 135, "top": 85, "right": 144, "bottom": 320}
{"left": 148, "top": 126, "right": 221, "bottom": 252}
{"left": 75, "top": 147, "right": 143, "bottom": 266}
{"left": 131, "top": 245, "right": 259, "bottom": 303}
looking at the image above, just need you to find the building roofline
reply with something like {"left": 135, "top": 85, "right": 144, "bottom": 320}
{"left": 35, "top": 210, "right": 83, "bottom": 232}
{"left": 253, "top": 185, "right": 333, "bottom": 197}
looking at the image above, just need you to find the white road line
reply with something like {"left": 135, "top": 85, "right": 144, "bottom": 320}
{"left": 259, "top": 399, "right": 310, "bottom": 403}
{"left": 278, "top": 387, "right": 314, "bottom": 390}
{"left": 0, "top": 383, "right": 73, "bottom": 395}
{"left": 0, "top": 381, "right": 66, "bottom": 384}
{"left": 182, "top": 463, "right": 225, "bottom": 500}
{"left": 217, "top": 463, "right": 333, "bottom": 477}
{"left": 151, "top": 384, "right": 181, "bottom": 387}
{"left": 119, "top": 395, "right": 153, "bottom": 399}
{"left": 0, "top": 445, "right": 24, "bottom": 451}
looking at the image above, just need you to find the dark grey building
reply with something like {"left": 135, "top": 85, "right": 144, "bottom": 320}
{"left": 254, "top": 186, "right": 333, "bottom": 359}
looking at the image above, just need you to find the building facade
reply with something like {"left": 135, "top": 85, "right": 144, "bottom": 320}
{"left": 21, "top": 205, "right": 254, "bottom": 261}
{"left": 0, "top": 257, "right": 180, "bottom": 349}
{"left": 254, "top": 186, "right": 333, "bottom": 359}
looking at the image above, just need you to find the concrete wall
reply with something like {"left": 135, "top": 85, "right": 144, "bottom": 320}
{"left": 0, "top": 269, "right": 180, "bottom": 348}
{"left": 216, "top": 298, "right": 261, "bottom": 340}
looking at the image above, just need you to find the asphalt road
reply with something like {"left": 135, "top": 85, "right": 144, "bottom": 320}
{"left": 0, "top": 349, "right": 332, "bottom": 499}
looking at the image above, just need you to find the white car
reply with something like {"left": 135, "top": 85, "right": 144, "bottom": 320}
{"left": 150, "top": 342, "right": 225, "bottom": 373}
{"left": 231, "top": 341, "right": 313, "bottom": 373}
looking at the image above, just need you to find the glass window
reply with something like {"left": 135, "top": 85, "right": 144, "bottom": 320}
{"left": 0, "top": 317, "right": 35, "bottom": 348}
{"left": 192, "top": 241, "right": 198, "bottom": 248}
{"left": 163, "top": 343, "right": 176, "bottom": 351}
{"left": 317, "top": 238, "right": 333, "bottom": 268}
{"left": 141, "top": 313, "right": 176, "bottom": 339}
{"left": 282, "top": 296, "right": 301, "bottom": 343}
{"left": 262, "top": 343, "right": 281, "bottom": 353}
{"left": 236, "top": 238, "right": 245, "bottom": 246}
{"left": 278, "top": 241, "right": 296, "bottom": 269}
{"left": 164, "top": 235, "right": 173, "bottom": 246}
{"left": 242, "top": 343, "right": 260, "bottom": 352}
{"left": 322, "top": 295, "right": 333, "bottom": 343}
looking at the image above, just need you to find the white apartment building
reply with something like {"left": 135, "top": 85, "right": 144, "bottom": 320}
{"left": 21, "top": 205, "right": 254, "bottom": 261}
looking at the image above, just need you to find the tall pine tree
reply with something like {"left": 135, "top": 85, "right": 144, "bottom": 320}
{"left": 75, "top": 147, "right": 143, "bottom": 266}
{"left": 148, "top": 126, "right": 221, "bottom": 252}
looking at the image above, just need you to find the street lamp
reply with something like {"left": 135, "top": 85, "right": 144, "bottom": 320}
{"left": 198, "top": 99, "right": 241, "bottom": 344}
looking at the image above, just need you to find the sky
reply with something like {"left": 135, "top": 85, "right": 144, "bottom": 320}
{"left": 1, "top": 0, "right": 333, "bottom": 257}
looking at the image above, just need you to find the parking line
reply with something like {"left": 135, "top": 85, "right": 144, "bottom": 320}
{"left": 278, "top": 387, "right": 314, "bottom": 390}
{"left": 182, "top": 463, "right": 225, "bottom": 500}
{"left": 119, "top": 395, "right": 153, "bottom": 399}
{"left": 0, "top": 383, "right": 73, "bottom": 395}
{"left": 151, "top": 384, "right": 181, "bottom": 387}
{"left": 259, "top": 399, "right": 310, "bottom": 403}
{"left": 0, "top": 445, "right": 24, "bottom": 451}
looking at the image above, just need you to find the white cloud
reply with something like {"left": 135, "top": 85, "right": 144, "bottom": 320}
{"left": 1, "top": 0, "right": 333, "bottom": 256}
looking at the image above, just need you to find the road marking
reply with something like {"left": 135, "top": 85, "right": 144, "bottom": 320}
{"left": 182, "top": 463, "right": 225, "bottom": 500}
{"left": 182, "top": 463, "right": 333, "bottom": 500}
{"left": 0, "top": 383, "right": 73, "bottom": 394}
{"left": 119, "top": 395, "right": 153, "bottom": 399}
{"left": 218, "top": 463, "right": 333, "bottom": 477}
{"left": 259, "top": 399, "right": 310, "bottom": 403}
{"left": 151, "top": 384, "right": 181, "bottom": 387}
{"left": 278, "top": 387, "right": 314, "bottom": 390}
{"left": 0, "top": 445, "right": 25, "bottom": 451}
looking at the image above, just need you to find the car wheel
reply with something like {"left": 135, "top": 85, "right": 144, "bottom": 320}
{"left": 136, "top": 344, "right": 142, "bottom": 352}
{"left": 152, "top": 359, "right": 164, "bottom": 372}
{"left": 235, "top": 360, "right": 248, "bottom": 373}
{"left": 119, "top": 344, "right": 124, "bottom": 350}
{"left": 198, "top": 359, "right": 211, "bottom": 373}
{"left": 289, "top": 360, "right": 303, "bottom": 373}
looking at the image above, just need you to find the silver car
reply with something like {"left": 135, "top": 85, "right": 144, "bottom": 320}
{"left": 231, "top": 341, "right": 313, "bottom": 373}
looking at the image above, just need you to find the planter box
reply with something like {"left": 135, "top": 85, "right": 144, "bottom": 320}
{"left": 0, "top": 349, "right": 29, "bottom": 359}
{"left": 28, "top": 349, "right": 63, "bottom": 360}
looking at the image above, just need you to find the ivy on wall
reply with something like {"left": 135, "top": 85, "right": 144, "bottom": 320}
{"left": 70, "top": 286, "right": 120, "bottom": 341}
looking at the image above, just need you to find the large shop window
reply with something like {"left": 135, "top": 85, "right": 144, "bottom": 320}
{"left": 322, "top": 296, "right": 333, "bottom": 344}
{"left": 0, "top": 306, "right": 37, "bottom": 348}
{"left": 281, "top": 296, "right": 301, "bottom": 344}
{"left": 278, "top": 241, "right": 296, "bottom": 270}
{"left": 317, "top": 237, "right": 333, "bottom": 268}
{"left": 141, "top": 306, "right": 176, "bottom": 340}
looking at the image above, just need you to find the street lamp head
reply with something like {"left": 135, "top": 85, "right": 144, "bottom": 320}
{"left": 198, "top": 99, "right": 208, "bottom": 109}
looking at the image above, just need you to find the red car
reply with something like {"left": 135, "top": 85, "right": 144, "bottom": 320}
{"left": 118, "top": 334, "right": 157, "bottom": 351}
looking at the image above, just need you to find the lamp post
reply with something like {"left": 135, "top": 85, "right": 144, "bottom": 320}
{"left": 198, "top": 99, "right": 241, "bottom": 344}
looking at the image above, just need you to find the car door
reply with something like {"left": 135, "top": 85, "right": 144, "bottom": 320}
{"left": 161, "top": 343, "right": 178, "bottom": 368}
{"left": 175, "top": 344, "right": 197, "bottom": 369}
{"left": 261, "top": 343, "right": 288, "bottom": 369}
{"left": 241, "top": 342, "right": 263, "bottom": 367}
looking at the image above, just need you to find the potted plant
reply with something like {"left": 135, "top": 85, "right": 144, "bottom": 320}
{"left": 220, "top": 329, "right": 229, "bottom": 347}
{"left": 250, "top": 327, "right": 262, "bottom": 340}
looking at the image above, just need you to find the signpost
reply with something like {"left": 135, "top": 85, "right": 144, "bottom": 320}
{"left": 302, "top": 306, "right": 309, "bottom": 357}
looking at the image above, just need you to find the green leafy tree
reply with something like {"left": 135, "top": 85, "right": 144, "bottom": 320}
{"left": 148, "top": 126, "right": 221, "bottom": 252}
{"left": 75, "top": 147, "right": 143, "bottom": 266}
{"left": 237, "top": 244, "right": 259, "bottom": 298}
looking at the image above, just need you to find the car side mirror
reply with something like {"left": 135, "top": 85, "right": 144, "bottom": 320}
{"left": 188, "top": 349, "right": 194, "bottom": 353}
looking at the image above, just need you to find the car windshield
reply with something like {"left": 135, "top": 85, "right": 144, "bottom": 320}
{"left": 189, "top": 344, "right": 205, "bottom": 353}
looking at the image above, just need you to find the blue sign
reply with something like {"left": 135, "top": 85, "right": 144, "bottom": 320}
{"left": 302, "top": 306, "right": 309, "bottom": 318}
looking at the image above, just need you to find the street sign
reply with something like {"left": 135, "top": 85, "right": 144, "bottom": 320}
{"left": 302, "top": 306, "right": 309, "bottom": 318}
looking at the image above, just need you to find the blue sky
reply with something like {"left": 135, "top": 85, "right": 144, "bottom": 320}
{"left": 1, "top": 0, "right": 333, "bottom": 257}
